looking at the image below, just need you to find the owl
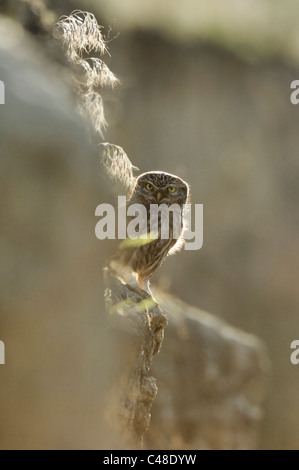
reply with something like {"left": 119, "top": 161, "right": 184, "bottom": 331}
{"left": 111, "top": 171, "right": 190, "bottom": 297}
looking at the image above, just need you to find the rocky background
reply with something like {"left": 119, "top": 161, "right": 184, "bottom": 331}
{"left": 0, "top": 0, "right": 298, "bottom": 449}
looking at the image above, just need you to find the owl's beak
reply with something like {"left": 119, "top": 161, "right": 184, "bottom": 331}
{"left": 156, "top": 192, "right": 162, "bottom": 202}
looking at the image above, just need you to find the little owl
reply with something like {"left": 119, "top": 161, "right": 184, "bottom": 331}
{"left": 111, "top": 171, "right": 190, "bottom": 297}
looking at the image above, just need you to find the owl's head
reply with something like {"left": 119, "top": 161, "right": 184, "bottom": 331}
{"left": 130, "top": 171, "right": 190, "bottom": 206}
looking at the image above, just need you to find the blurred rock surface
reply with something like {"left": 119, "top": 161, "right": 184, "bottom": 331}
{"left": 0, "top": 14, "right": 269, "bottom": 450}
{"left": 147, "top": 292, "right": 268, "bottom": 449}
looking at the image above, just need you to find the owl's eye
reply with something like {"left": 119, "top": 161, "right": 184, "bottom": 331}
{"left": 168, "top": 186, "right": 176, "bottom": 193}
{"left": 146, "top": 183, "right": 154, "bottom": 190}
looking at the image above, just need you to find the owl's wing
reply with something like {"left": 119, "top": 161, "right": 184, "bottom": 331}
{"left": 168, "top": 205, "right": 190, "bottom": 255}
{"left": 167, "top": 234, "right": 185, "bottom": 256}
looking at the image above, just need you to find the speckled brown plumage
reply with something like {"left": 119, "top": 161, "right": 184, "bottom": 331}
{"left": 111, "top": 171, "right": 190, "bottom": 297}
